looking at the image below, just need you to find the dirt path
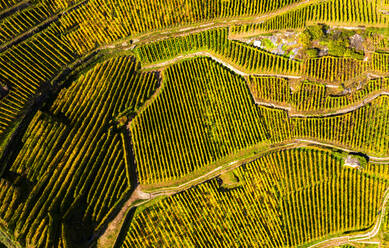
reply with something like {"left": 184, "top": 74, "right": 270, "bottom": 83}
{"left": 295, "top": 139, "right": 389, "bottom": 161}
{"left": 369, "top": 156, "right": 389, "bottom": 162}
{"left": 0, "top": 0, "right": 88, "bottom": 52}
{"left": 142, "top": 51, "right": 249, "bottom": 76}
{"left": 97, "top": 137, "right": 389, "bottom": 248}
{"left": 124, "top": 0, "right": 319, "bottom": 47}
{"left": 97, "top": 187, "right": 152, "bottom": 248}
{"left": 142, "top": 52, "right": 389, "bottom": 119}
{"left": 0, "top": 0, "right": 30, "bottom": 20}
{"left": 309, "top": 188, "right": 389, "bottom": 247}
{"left": 142, "top": 51, "right": 303, "bottom": 79}
{"left": 146, "top": 166, "right": 223, "bottom": 194}
{"left": 331, "top": 26, "right": 367, "bottom": 30}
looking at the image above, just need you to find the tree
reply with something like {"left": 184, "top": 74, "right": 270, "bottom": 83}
{"left": 307, "top": 24, "right": 327, "bottom": 40}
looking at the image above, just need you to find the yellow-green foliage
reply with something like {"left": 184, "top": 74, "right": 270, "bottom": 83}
{"left": 250, "top": 77, "right": 389, "bottom": 113}
{"left": 292, "top": 95, "right": 389, "bottom": 157}
{"left": 122, "top": 148, "right": 389, "bottom": 247}
{"left": 0, "top": 56, "right": 157, "bottom": 247}
{"left": 131, "top": 55, "right": 389, "bottom": 184}
{"left": 231, "top": 0, "right": 387, "bottom": 35}
{"left": 131, "top": 57, "right": 269, "bottom": 184}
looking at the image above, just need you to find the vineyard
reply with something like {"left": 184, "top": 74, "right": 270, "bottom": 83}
{"left": 134, "top": 28, "right": 301, "bottom": 75}
{"left": 230, "top": 0, "right": 388, "bottom": 36}
{"left": 0, "top": 3, "right": 53, "bottom": 44}
{"left": 0, "top": 0, "right": 389, "bottom": 247}
{"left": 0, "top": 28, "right": 76, "bottom": 166}
{"left": 130, "top": 57, "right": 389, "bottom": 184}
{"left": 122, "top": 148, "right": 389, "bottom": 247}
{"left": 130, "top": 57, "right": 268, "bottom": 184}
{"left": 250, "top": 76, "right": 389, "bottom": 114}
{"left": 292, "top": 95, "right": 389, "bottom": 156}
{"left": 0, "top": 56, "right": 157, "bottom": 247}
{"left": 135, "top": 28, "right": 389, "bottom": 83}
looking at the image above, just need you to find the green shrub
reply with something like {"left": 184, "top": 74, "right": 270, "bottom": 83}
{"left": 328, "top": 39, "right": 347, "bottom": 56}
{"left": 261, "top": 38, "right": 276, "bottom": 50}
{"left": 306, "top": 48, "right": 319, "bottom": 58}
{"left": 306, "top": 24, "right": 327, "bottom": 40}
{"left": 346, "top": 49, "right": 365, "bottom": 60}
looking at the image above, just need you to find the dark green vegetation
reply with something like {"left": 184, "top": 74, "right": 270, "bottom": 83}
{"left": 298, "top": 24, "right": 365, "bottom": 59}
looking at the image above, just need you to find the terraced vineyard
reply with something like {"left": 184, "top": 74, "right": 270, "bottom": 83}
{"left": 131, "top": 59, "right": 389, "bottom": 184}
{"left": 131, "top": 57, "right": 268, "bottom": 184}
{"left": 134, "top": 28, "right": 301, "bottom": 75}
{"left": 250, "top": 76, "right": 389, "bottom": 114}
{"left": 0, "top": 0, "right": 388, "bottom": 247}
{"left": 292, "top": 95, "right": 389, "bottom": 156}
{"left": 0, "top": 56, "right": 157, "bottom": 246}
{"left": 230, "top": 0, "right": 388, "bottom": 36}
{"left": 122, "top": 148, "right": 389, "bottom": 247}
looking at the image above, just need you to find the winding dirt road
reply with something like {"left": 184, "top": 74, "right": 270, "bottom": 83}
{"left": 142, "top": 51, "right": 303, "bottom": 79}
{"left": 98, "top": 137, "right": 389, "bottom": 248}
{"left": 142, "top": 51, "right": 249, "bottom": 76}
{"left": 142, "top": 51, "right": 388, "bottom": 118}
{"left": 93, "top": 5, "right": 389, "bottom": 247}
{"left": 97, "top": 187, "right": 151, "bottom": 248}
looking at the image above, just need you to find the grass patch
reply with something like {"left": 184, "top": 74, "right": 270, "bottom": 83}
{"left": 219, "top": 171, "right": 241, "bottom": 189}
